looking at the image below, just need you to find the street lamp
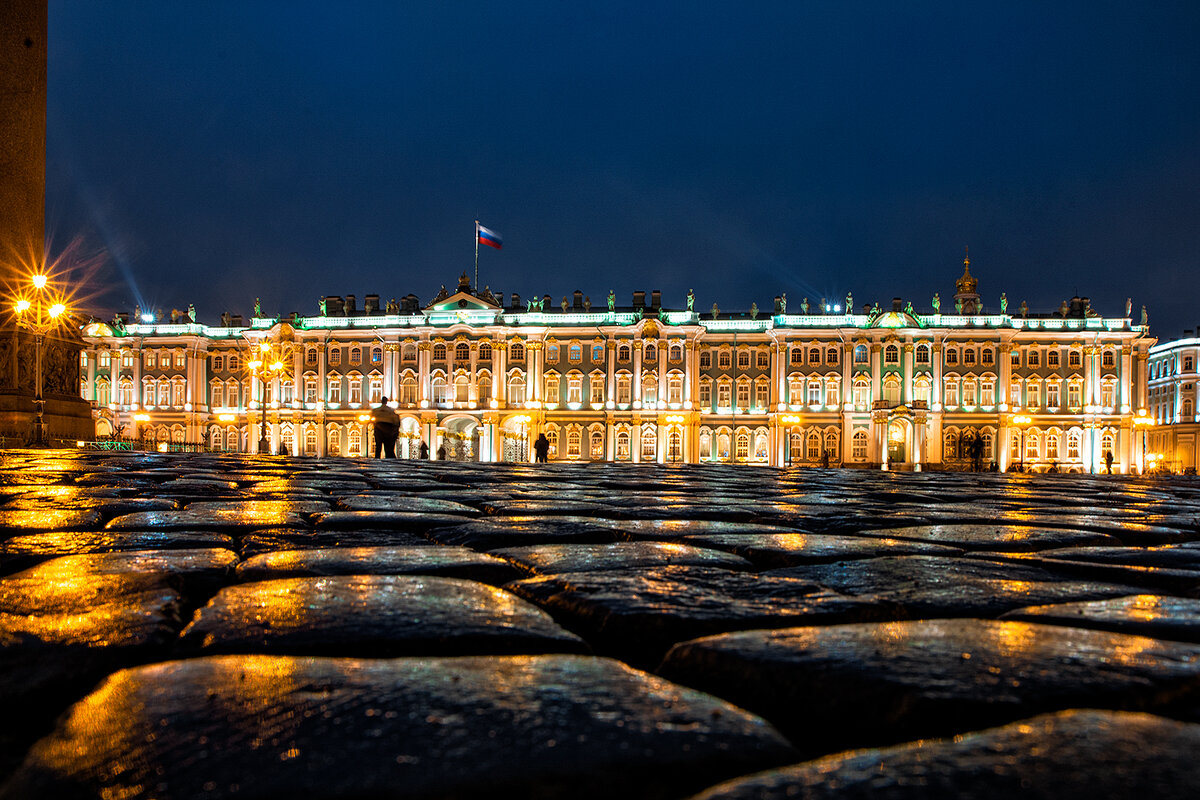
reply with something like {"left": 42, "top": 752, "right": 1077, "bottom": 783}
{"left": 12, "top": 273, "right": 69, "bottom": 446}
{"left": 245, "top": 338, "right": 288, "bottom": 454}
{"left": 1011, "top": 414, "right": 1032, "bottom": 472}
{"left": 1133, "top": 410, "right": 1156, "bottom": 475}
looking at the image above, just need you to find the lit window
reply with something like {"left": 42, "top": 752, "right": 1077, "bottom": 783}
{"left": 455, "top": 342, "right": 469, "bottom": 361}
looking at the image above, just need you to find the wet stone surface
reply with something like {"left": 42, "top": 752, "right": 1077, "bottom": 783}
{"left": 1, "top": 654, "right": 796, "bottom": 800}
{"left": 659, "top": 618, "right": 1200, "bottom": 753}
{"left": 687, "top": 710, "right": 1200, "bottom": 800}
{"left": 180, "top": 574, "right": 589, "bottom": 657}
{"left": 0, "top": 451, "right": 1198, "bottom": 796}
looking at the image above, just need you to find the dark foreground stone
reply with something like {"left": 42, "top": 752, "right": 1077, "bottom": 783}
{"left": 686, "top": 709, "right": 1200, "bottom": 800}
{"left": 236, "top": 545, "right": 523, "bottom": 585}
{"left": 659, "top": 618, "right": 1200, "bottom": 754}
{"left": 490, "top": 541, "right": 754, "bottom": 575}
{"left": 1, "top": 654, "right": 797, "bottom": 800}
{"left": 180, "top": 575, "right": 588, "bottom": 657}
{"left": 508, "top": 565, "right": 884, "bottom": 666}
{"left": 1001, "top": 594, "right": 1200, "bottom": 643}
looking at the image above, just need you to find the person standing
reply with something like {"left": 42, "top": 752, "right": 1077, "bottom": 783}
{"left": 370, "top": 397, "right": 400, "bottom": 459}
{"left": 534, "top": 433, "right": 550, "bottom": 463}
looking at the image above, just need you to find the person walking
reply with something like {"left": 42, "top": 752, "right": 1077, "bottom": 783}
{"left": 419, "top": 441, "right": 429, "bottom": 460}
{"left": 370, "top": 397, "right": 400, "bottom": 459}
{"left": 534, "top": 433, "right": 550, "bottom": 463}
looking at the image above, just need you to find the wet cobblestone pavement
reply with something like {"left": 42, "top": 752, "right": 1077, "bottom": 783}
{"left": 1, "top": 452, "right": 1199, "bottom": 799}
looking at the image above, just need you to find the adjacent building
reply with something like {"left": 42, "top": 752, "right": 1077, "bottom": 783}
{"left": 79, "top": 263, "right": 1155, "bottom": 471}
{"left": 1146, "top": 332, "right": 1200, "bottom": 473}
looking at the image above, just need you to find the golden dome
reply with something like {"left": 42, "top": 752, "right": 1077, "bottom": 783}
{"left": 956, "top": 253, "right": 978, "bottom": 295}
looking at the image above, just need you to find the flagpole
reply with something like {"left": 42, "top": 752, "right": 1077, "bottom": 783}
{"left": 474, "top": 220, "right": 480, "bottom": 291}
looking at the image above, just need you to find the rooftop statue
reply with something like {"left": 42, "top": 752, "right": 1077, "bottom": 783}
{"left": 1000, "top": 293, "right": 1007, "bottom": 314}
{"left": 750, "top": 302, "right": 759, "bottom": 320}
{"left": 686, "top": 288, "right": 695, "bottom": 311}
{"left": 1125, "top": 298, "right": 1133, "bottom": 317}
{"left": 931, "top": 293, "right": 940, "bottom": 313}
{"left": 711, "top": 302, "right": 719, "bottom": 319}
{"left": 801, "top": 297, "right": 809, "bottom": 314}
{"left": 1141, "top": 305, "right": 1148, "bottom": 325}
{"left": 1020, "top": 300, "right": 1028, "bottom": 317}
{"left": 254, "top": 298, "right": 262, "bottom": 317}
{"left": 779, "top": 293, "right": 786, "bottom": 313}
{"left": 608, "top": 291, "right": 615, "bottom": 312}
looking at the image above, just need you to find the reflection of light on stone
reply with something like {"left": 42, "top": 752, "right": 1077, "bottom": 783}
{"left": 984, "top": 620, "right": 1038, "bottom": 658}
{"left": 1125, "top": 594, "right": 1166, "bottom": 622}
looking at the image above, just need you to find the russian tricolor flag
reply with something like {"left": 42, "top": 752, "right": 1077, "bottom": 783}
{"left": 477, "top": 224, "right": 503, "bottom": 250}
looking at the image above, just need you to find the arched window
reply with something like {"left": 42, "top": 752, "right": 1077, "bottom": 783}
{"left": 545, "top": 374, "right": 560, "bottom": 403}
{"left": 884, "top": 344, "right": 899, "bottom": 364}
{"left": 349, "top": 427, "right": 362, "bottom": 456}
{"left": 477, "top": 374, "right": 492, "bottom": 403}
{"left": 718, "top": 350, "right": 731, "bottom": 369}
{"left": 479, "top": 342, "right": 492, "bottom": 361}
{"left": 371, "top": 347, "right": 383, "bottom": 365}
{"left": 510, "top": 342, "right": 525, "bottom": 361}
{"left": 431, "top": 376, "right": 448, "bottom": 405}
{"left": 735, "top": 432, "right": 750, "bottom": 461}
{"left": 617, "top": 344, "right": 631, "bottom": 361}
{"left": 826, "top": 346, "right": 839, "bottom": 364}
{"left": 328, "top": 427, "right": 341, "bottom": 456}
{"left": 226, "top": 428, "right": 239, "bottom": 452}
{"left": 944, "top": 431, "right": 959, "bottom": 459}
{"left": 915, "top": 344, "right": 930, "bottom": 364}
{"left": 568, "top": 343, "right": 583, "bottom": 363}
{"left": 809, "top": 347, "right": 821, "bottom": 364}
{"left": 1067, "top": 430, "right": 1081, "bottom": 460}
{"left": 806, "top": 430, "right": 821, "bottom": 460}
{"left": 641, "top": 426, "right": 657, "bottom": 460}
{"left": 455, "top": 374, "right": 470, "bottom": 402}
{"left": 1046, "top": 431, "right": 1060, "bottom": 460}
{"left": 616, "top": 430, "right": 631, "bottom": 460}
{"left": 590, "top": 430, "right": 604, "bottom": 459}
{"left": 508, "top": 375, "right": 526, "bottom": 405}
{"left": 304, "top": 427, "right": 317, "bottom": 455}
{"left": 401, "top": 376, "right": 418, "bottom": 405}
{"left": 790, "top": 347, "right": 804, "bottom": 365}
{"left": 455, "top": 342, "right": 470, "bottom": 361}
{"left": 432, "top": 343, "right": 447, "bottom": 361}
{"left": 853, "top": 345, "right": 868, "bottom": 364}
{"left": 546, "top": 429, "right": 559, "bottom": 458}
{"left": 669, "top": 343, "right": 683, "bottom": 362}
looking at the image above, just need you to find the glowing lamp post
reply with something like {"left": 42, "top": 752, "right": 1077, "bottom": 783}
{"left": 1010, "top": 414, "right": 1032, "bottom": 472}
{"left": 246, "top": 340, "right": 286, "bottom": 454}
{"left": 1133, "top": 411, "right": 1156, "bottom": 475}
{"left": 12, "top": 274, "right": 68, "bottom": 446}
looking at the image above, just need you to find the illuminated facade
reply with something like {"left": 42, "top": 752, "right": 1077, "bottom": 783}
{"left": 1146, "top": 334, "right": 1200, "bottom": 474}
{"left": 79, "top": 266, "right": 1154, "bottom": 471}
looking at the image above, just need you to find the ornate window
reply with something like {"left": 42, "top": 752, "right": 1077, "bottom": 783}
{"left": 588, "top": 371, "right": 604, "bottom": 402}
{"left": 1047, "top": 382, "right": 1060, "bottom": 408}
{"left": 508, "top": 375, "right": 525, "bottom": 404}
{"left": 853, "top": 345, "right": 868, "bottom": 364}
{"left": 757, "top": 350, "right": 770, "bottom": 369}
{"left": 806, "top": 430, "right": 821, "bottom": 460}
{"left": 884, "top": 344, "right": 899, "bottom": 364}
{"left": 616, "top": 430, "right": 631, "bottom": 460}
{"left": 718, "top": 350, "right": 732, "bottom": 369}
{"left": 567, "top": 374, "right": 583, "bottom": 404}
{"left": 642, "top": 376, "right": 658, "bottom": 406}
{"left": 1029, "top": 350, "right": 1040, "bottom": 368}
{"left": 510, "top": 342, "right": 525, "bottom": 361}
{"left": 826, "top": 347, "right": 839, "bottom": 364}
{"left": 617, "top": 344, "right": 631, "bottom": 362}
{"left": 699, "top": 349, "right": 712, "bottom": 368}
{"left": 1069, "top": 349, "right": 1082, "bottom": 368}
{"left": 479, "top": 342, "right": 492, "bottom": 362}
{"left": 670, "top": 343, "right": 684, "bottom": 362}
{"left": 306, "top": 349, "right": 319, "bottom": 366}
{"left": 755, "top": 378, "right": 769, "bottom": 409}
{"left": 477, "top": 373, "right": 491, "bottom": 403}
{"left": 454, "top": 374, "right": 469, "bottom": 403}
{"left": 617, "top": 374, "right": 632, "bottom": 405}
{"left": 717, "top": 381, "right": 732, "bottom": 409}
{"left": 915, "top": 344, "right": 930, "bottom": 364}
{"left": 790, "top": 347, "right": 803, "bottom": 365}
{"left": 568, "top": 343, "right": 583, "bottom": 363}
{"left": 736, "top": 379, "right": 751, "bottom": 408}
{"left": 641, "top": 427, "right": 656, "bottom": 461}
{"left": 964, "top": 348, "right": 977, "bottom": 366}
{"left": 567, "top": 428, "right": 581, "bottom": 457}
{"left": 1048, "top": 349, "right": 1060, "bottom": 368}
{"left": 350, "top": 346, "right": 363, "bottom": 366}
{"left": 981, "top": 348, "right": 994, "bottom": 366}
{"left": 737, "top": 349, "right": 750, "bottom": 369}
{"left": 807, "top": 380, "right": 822, "bottom": 406}
{"left": 643, "top": 343, "right": 657, "bottom": 362}
{"left": 699, "top": 378, "right": 712, "bottom": 406}
{"left": 455, "top": 342, "right": 469, "bottom": 361}
{"left": 668, "top": 374, "right": 684, "bottom": 404}
{"left": 544, "top": 374, "right": 560, "bottom": 404}
{"left": 945, "top": 348, "right": 959, "bottom": 366}
{"left": 329, "top": 347, "right": 342, "bottom": 366}
{"left": 852, "top": 430, "right": 868, "bottom": 461}
{"left": 590, "top": 430, "right": 604, "bottom": 459}
{"left": 432, "top": 343, "right": 446, "bottom": 361}
{"left": 1068, "top": 430, "right": 1081, "bottom": 460}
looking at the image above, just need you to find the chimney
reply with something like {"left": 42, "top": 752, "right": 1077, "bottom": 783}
{"left": 650, "top": 290, "right": 661, "bottom": 308}
{"left": 542, "top": 294, "right": 552, "bottom": 310}
{"left": 364, "top": 294, "right": 380, "bottom": 314}
{"left": 892, "top": 297, "right": 903, "bottom": 312}
{"left": 344, "top": 294, "right": 357, "bottom": 314}
{"left": 632, "top": 290, "right": 646, "bottom": 309}
{"left": 511, "top": 293, "right": 520, "bottom": 309}
{"left": 573, "top": 290, "right": 583, "bottom": 309}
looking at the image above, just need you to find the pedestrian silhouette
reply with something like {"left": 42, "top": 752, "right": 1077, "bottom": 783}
{"left": 419, "top": 441, "right": 429, "bottom": 460}
{"left": 534, "top": 433, "right": 550, "bottom": 463}
{"left": 370, "top": 396, "right": 400, "bottom": 459}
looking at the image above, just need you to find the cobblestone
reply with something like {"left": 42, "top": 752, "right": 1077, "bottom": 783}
{"left": 0, "top": 451, "right": 1198, "bottom": 797}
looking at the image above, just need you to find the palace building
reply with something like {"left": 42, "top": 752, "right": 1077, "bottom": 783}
{"left": 79, "top": 263, "right": 1155, "bottom": 471}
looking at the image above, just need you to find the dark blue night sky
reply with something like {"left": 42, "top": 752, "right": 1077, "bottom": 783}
{"left": 47, "top": 2, "right": 1200, "bottom": 336}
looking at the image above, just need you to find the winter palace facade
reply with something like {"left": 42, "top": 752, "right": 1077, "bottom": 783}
{"left": 79, "top": 266, "right": 1157, "bottom": 472}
